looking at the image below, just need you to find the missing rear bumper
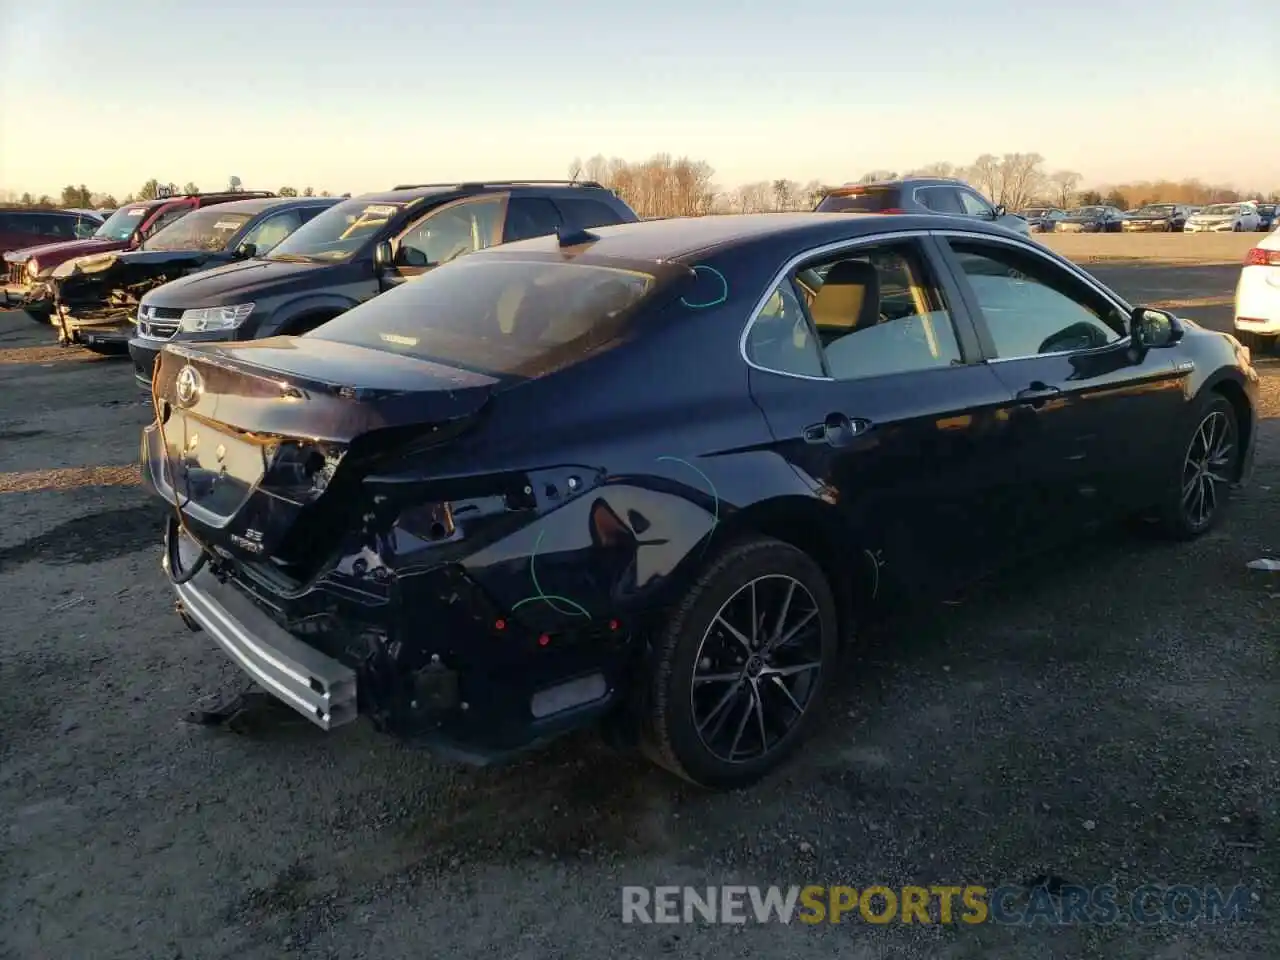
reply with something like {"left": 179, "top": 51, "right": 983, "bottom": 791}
{"left": 165, "top": 531, "right": 358, "bottom": 731}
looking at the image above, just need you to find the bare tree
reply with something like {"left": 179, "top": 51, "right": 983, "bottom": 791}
{"left": 995, "top": 153, "right": 1045, "bottom": 211}
{"left": 858, "top": 169, "right": 897, "bottom": 184}
{"left": 1049, "top": 170, "right": 1082, "bottom": 208}
{"left": 963, "top": 155, "right": 1001, "bottom": 202}
{"left": 908, "top": 161, "right": 956, "bottom": 178}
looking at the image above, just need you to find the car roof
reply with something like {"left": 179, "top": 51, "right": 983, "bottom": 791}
{"left": 190, "top": 196, "right": 340, "bottom": 216}
{"left": 358, "top": 182, "right": 616, "bottom": 205}
{"left": 482, "top": 212, "right": 1018, "bottom": 264}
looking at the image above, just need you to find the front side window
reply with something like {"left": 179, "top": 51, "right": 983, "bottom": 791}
{"left": 93, "top": 205, "right": 152, "bottom": 241}
{"left": 237, "top": 210, "right": 302, "bottom": 255}
{"left": 140, "top": 206, "right": 191, "bottom": 241}
{"left": 73, "top": 214, "right": 99, "bottom": 239}
{"left": 267, "top": 198, "right": 406, "bottom": 262}
{"left": 308, "top": 255, "right": 662, "bottom": 378}
{"left": 396, "top": 196, "right": 505, "bottom": 267}
{"left": 958, "top": 190, "right": 994, "bottom": 217}
{"left": 914, "top": 186, "right": 965, "bottom": 215}
{"left": 142, "top": 208, "right": 253, "bottom": 251}
{"left": 946, "top": 240, "right": 1125, "bottom": 358}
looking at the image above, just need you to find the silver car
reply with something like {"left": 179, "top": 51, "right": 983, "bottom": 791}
{"left": 816, "top": 177, "right": 1032, "bottom": 237}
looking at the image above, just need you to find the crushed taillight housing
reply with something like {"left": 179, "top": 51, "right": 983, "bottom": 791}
{"left": 1245, "top": 247, "right": 1280, "bottom": 266}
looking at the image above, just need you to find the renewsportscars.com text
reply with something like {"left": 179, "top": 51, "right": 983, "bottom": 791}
{"left": 621, "top": 884, "right": 1256, "bottom": 926}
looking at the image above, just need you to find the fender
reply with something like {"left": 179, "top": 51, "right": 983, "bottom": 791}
{"left": 258, "top": 294, "right": 359, "bottom": 337}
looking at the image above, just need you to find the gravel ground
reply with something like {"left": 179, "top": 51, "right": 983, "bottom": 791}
{"left": 1, "top": 237, "right": 1278, "bottom": 959}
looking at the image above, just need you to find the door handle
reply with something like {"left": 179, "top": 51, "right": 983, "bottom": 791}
{"left": 1015, "top": 380, "right": 1062, "bottom": 408}
{"left": 803, "top": 412, "right": 871, "bottom": 446}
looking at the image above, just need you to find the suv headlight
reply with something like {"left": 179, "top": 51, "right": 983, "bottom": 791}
{"left": 27, "top": 259, "right": 39, "bottom": 277}
{"left": 178, "top": 303, "right": 255, "bottom": 333}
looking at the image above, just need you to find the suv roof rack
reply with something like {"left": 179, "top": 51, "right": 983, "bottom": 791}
{"left": 390, "top": 179, "right": 605, "bottom": 191}
{"left": 151, "top": 185, "right": 276, "bottom": 201}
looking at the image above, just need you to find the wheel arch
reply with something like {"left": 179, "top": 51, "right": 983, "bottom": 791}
{"left": 711, "top": 494, "right": 869, "bottom": 645}
{"left": 262, "top": 295, "right": 357, "bottom": 337}
{"left": 1208, "top": 376, "right": 1253, "bottom": 481}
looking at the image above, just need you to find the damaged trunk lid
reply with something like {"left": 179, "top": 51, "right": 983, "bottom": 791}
{"left": 145, "top": 337, "right": 497, "bottom": 574}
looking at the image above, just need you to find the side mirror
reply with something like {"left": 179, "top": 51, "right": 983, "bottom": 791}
{"left": 374, "top": 241, "right": 393, "bottom": 269}
{"left": 1130, "top": 307, "right": 1183, "bottom": 349}
{"left": 992, "top": 205, "right": 1006, "bottom": 218}
{"left": 235, "top": 242, "right": 257, "bottom": 260}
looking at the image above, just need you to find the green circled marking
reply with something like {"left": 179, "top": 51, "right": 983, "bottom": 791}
{"left": 655, "top": 455, "right": 720, "bottom": 533}
{"left": 512, "top": 528, "right": 592, "bottom": 619}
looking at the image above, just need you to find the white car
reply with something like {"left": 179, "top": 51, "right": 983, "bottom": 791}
{"left": 1185, "top": 202, "right": 1261, "bottom": 233}
{"left": 1233, "top": 229, "right": 1280, "bottom": 352}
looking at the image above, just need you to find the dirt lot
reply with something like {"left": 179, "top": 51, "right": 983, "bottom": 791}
{"left": 1, "top": 233, "right": 1278, "bottom": 959}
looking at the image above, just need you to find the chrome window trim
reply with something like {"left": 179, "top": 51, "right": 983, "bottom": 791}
{"left": 738, "top": 229, "right": 930, "bottom": 382}
{"left": 929, "top": 228, "right": 1135, "bottom": 364}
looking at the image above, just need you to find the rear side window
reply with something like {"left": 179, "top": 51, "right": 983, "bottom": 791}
{"left": 815, "top": 188, "right": 901, "bottom": 213}
{"left": 308, "top": 256, "right": 660, "bottom": 378}
{"left": 557, "top": 197, "right": 629, "bottom": 229}
{"left": 504, "top": 197, "right": 563, "bottom": 242}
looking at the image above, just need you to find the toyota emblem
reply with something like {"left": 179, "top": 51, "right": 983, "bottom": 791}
{"left": 175, "top": 364, "right": 203, "bottom": 407}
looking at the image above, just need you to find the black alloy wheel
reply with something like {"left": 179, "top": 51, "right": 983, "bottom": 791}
{"left": 640, "top": 537, "right": 838, "bottom": 789}
{"left": 1155, "top": 393, "right": 1239, "bottom": 539}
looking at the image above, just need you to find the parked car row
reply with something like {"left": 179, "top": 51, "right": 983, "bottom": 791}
{"left": 1016, "top": 201, "right": 1272, "bottom": 234}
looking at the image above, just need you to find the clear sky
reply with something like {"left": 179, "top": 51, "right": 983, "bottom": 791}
{"left": 2, "top": 0, "right": 1275, "bottom": 198}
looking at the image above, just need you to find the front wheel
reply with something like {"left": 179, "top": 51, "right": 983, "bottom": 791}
{"left": 640, "top": 536, "right": 839, "bottom": 789}
{"left": 1153, "top": 393, "right": 1240, "bottom": 540}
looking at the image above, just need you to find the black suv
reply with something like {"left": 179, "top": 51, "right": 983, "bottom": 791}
{"left": 128, "top": 181, "right": 637, "bottom": 386}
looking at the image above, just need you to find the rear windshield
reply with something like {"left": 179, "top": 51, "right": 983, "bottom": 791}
{"left": 142, "top": 209, "right": 253, "bottom": 251}
{"left": 815, "top": 187, "right": 901, "bottom": 213}
{"left": 307, "top": 256, "right": 660, "bottom": 377}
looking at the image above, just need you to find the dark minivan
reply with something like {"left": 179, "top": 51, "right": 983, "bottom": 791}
{"left": 128, "top": 180, "right": 638, "bottom": 386}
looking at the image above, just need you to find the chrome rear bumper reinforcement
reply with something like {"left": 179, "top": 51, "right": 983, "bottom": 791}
{"left": 168, "top": 556, "right": 358, "bottom": 731}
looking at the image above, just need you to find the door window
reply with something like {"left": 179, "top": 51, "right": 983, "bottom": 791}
{"left": 748, "top": 241, "right": 964, "bottom": 380}
{"left": 141, "top": 206, "right": 189, "bottom": 241}
{"left": 397, "top": 196, "right": 504, "bottom": 268}
{"left": 958, "top": 190, "right": 995, "bottom": 218}
{"left": 556, "top": 197, "right": 628, "bottom": 229}
{"left": 946, "top": 240, "right": 1126, "bottom": 358}
{"left": 744, "top": 279, "right": 825, "bottom": 377}
{"left": 503, "top": 197, "right": 562, "bottom": 242}
{"left": 913, "top": 186, "right": 965, "bottom": 215}
{"left": 238, "top": 210, "right": 302, "bottom": 255}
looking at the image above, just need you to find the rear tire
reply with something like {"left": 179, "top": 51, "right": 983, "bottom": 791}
{"left": 639, "top": 536, "right": 839, "bottom": 789}
{"left": 1152, "top": 393, "right": 1240, "bottom": 540}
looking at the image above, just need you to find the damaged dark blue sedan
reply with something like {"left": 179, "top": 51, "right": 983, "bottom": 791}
{"left": 141, "top": 212, "right": 1258, "bottom": 789}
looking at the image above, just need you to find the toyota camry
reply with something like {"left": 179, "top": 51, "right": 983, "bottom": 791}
{"left": 141, "top": 213, "right": 1259, "bottom": 789}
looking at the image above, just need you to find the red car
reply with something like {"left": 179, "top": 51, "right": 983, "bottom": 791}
{"left": 0, "top": 207, "right": 103, "bottom": 258}
{"left": 3, "top": 190, "right": 272, "bottom": 321}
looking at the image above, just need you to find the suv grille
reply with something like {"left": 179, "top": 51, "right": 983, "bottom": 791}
{"left": 136, "top": 304, "right": 180, "bottom": 340}
{"left": 7, "top": 261, "right": 27, "bottom": 285}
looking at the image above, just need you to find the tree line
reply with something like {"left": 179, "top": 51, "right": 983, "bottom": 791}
{"left": 1, "top": 178, "right": 341, "bottom": 210}
{"left": 6, "top": 157, "right": 1276, "bottom": 216}
{"left": 569, "top": 153, "right": 1280, "bottom": 218}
